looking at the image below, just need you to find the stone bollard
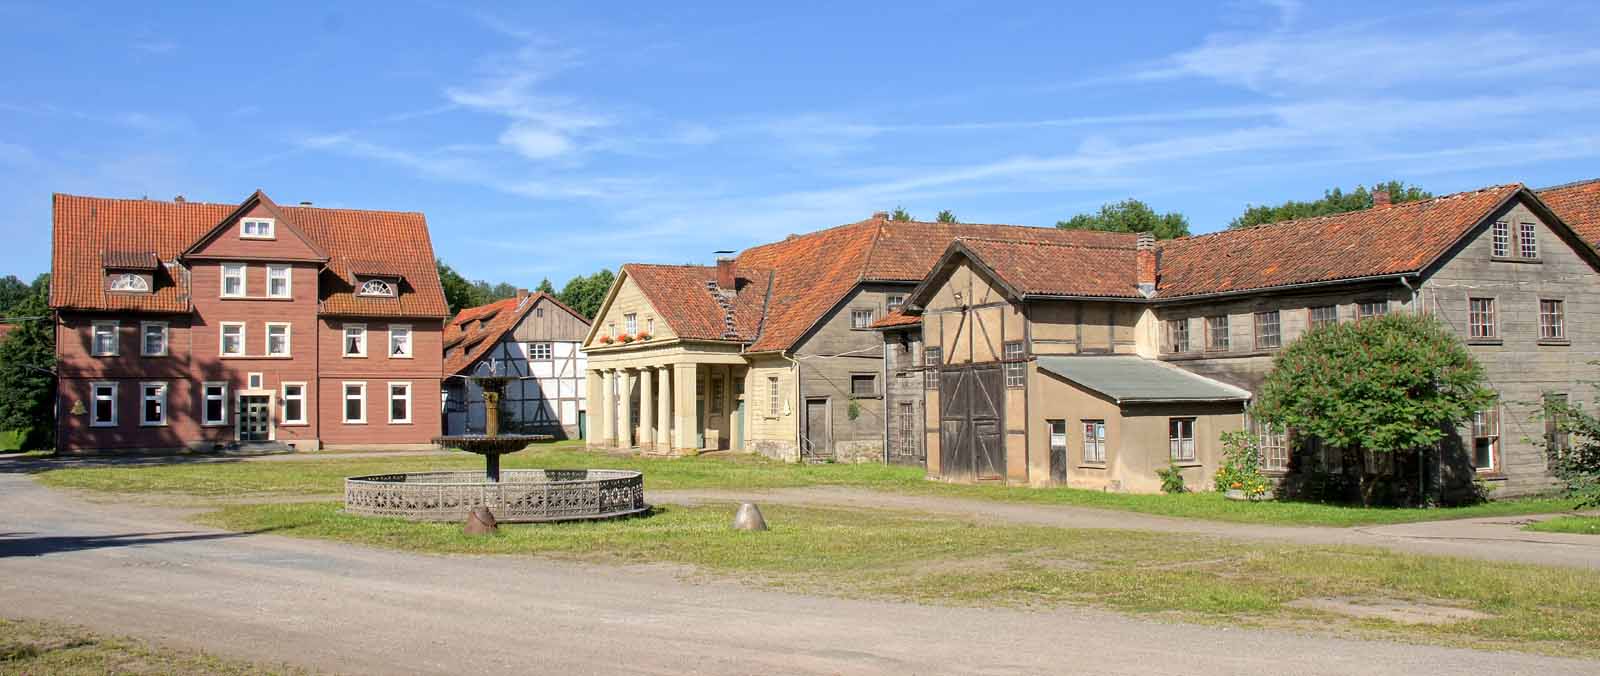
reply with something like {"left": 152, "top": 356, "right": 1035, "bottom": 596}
{"left": 732, "top": 502, "right": 768, "bottom": 531}
{"left": 464, "top": 505, "right": 499, "bottom": 535}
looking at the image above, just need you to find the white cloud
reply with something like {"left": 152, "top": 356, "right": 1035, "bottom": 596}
{"left": 443, "top": 42, "right": 611, "bottom": 162}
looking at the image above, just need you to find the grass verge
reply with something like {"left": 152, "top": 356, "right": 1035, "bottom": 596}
{"left": 198, "top": 501, "right": 1600, "bottom": 657}
{"left": 35, "top": 442, "right": 1576, "bottom": 527}
{"left": 0, "top": 616, "right": 305, "bottom": 675}
{"left": 1526, "top": 516, "right": 1600, "bottom": 535}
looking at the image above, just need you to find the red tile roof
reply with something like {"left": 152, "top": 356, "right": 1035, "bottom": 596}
{"left": 442, "top": 294, "right": 532, "bottom": 375}
{"left": 1540, "top": 178, "right": 1600, "bottom": 245}
{"left": 1154, "top": 184, "right": 1524, "bottom": 298}
{"left": 101, "top": 250, "right": 160, "bottom": 270}
{"left": 618, "top": 263, "right": 772, "bottom": 343}
{"left": 869, "top": 309, "right": 921, "bottom": 329}
{"left": 51, "top": 192, "right": 448, "bottom": 318}
{"left": 959, "top": 238, "right": 1141, "bottom": 298}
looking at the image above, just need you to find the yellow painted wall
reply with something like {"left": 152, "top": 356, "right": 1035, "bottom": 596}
{"left": 745, "top": 354, "right": 796, "bottom": 443}
{"left": 587, "top": 273, "right": 675, "bottom": 348}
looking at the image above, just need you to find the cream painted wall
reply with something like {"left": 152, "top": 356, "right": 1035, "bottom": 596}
{"left": 745, "top": 354, "right": 796, "bottom": 443}
{"left": 587, "top": 273, "right": 675, "bottom": 348}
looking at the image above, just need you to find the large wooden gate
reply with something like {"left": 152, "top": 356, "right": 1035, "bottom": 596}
{"left": 939, "top": 365, "right": 1005, "bottom": 481}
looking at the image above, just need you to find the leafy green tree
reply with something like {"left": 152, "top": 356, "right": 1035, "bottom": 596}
{"left": 890, "top": 206, "right": 913, "bottom": 221}
{"left": 1254, "top": 314, "right": 1494, "bottom": 505}
{"left": 0, "top": 275, "right": 30, "bottom": 315}
{"left": 1544, "top": 387, "right": 1600, "bottom": 509}
{"left": 0, "top": 275, "right": 55, "bottom": 449}
{"left": 936, "top": 210, "right": 958, "bottom": 223}
{"left": 1229, "top": 181, "right": 1432, "bottom": 229}
{"left": 437, "top": 260, "right": 486, "bottom": 315}
{"left": 1056, "top": 199, "right": 1189, "bottom": 239}
{"left": 557, "top": 268, "right": 615, "bottom": 320}
{"left": 535, "top": 278, "right": 556, "bottom": 294}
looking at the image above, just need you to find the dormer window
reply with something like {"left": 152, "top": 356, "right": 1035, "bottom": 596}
{"left": 241, "top": 218, "right": 275, "bottom": 239}
{"left": 359, "top": 278, "right": 396, "bottom": 297}
{"left": 108, "top": 273, "right": 150, "bottom": 293}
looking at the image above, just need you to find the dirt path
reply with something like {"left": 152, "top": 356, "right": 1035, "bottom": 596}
{"left": 653, "top": 487, "right": 1600, "bottom": 569}
{"left": 1, "top": 473, "right": 1596, "bottom": 675}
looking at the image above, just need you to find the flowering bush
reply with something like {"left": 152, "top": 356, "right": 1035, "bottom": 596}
{"left": 635, "top": 332, "right": 651, "bottom": 341}
{"left": 1214, "top": 430, "right": 1270, "bottom": 499}
{"left": 599, "top": 335, "right": 615, "bottom": 344}
{"left": 619, "top": 334, "right": 635, "bottom": 343}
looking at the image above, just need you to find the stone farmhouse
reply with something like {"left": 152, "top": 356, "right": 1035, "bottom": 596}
{"left": 877, "top": 182, "right": 1600, "bottom": 497}
{"left": 50, "top": 191, "right": 449, "bottom": 453}
{"left": 442, "top": 291, "right": 591, "bottom": 439}
{"left": 581, "top": 216, "right": 1129, "bottom": 461}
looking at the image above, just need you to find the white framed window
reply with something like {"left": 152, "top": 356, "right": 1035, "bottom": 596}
{"left": 1169, "top": 418, "right": 1196, "bottom": 462}
{"left": 1165, "top": 319, "right": 1189, "bottom": 353}
{"left": 897, "top": 401, "right": 918, "bottom": 456}
{"left": 1491, "top": 220, "right": 1510, "bottom": 257}
{"left": 140, "top": 321, "right": 168, "bottom": 357}
{"left": 219, "top": 322, "right": 245, "bottom": 356}
{"left": 267, "top": 265, "right": 291, "bottom": 298}
{"left": 924, "top": 346, "right": 942, "bottom": 389}
{"left": 91, "top": 321, "right": 119, "bottom": 356}
{"left": 528, "top": 342, "right": 552, "bottom": 360}
{"left": 646, "top": 318, "right": 655, "bottom": 336}
{"left": 90, "top": 381, "right": 117, "bottom": 427}
{"left": 343, "top": 324, "right": 367, "bottom": 357}
{"left": 343, "top": 382, "right": 367, "bottom": 423}
{"left": 1003, "top": 341, "right": 1025, "bottom": 388}
{"left": 388, "top": 325, "right": 412, "bottom": 358}
{"left": 202, "top": 382, "right": 228, "bottom": 426}
{"left": 1358, "top": 300, "right": 1388, "bottom": 319}
{"left": 247, "top": 372, "right": 264, "bottom": 390}
{"left": 1519, "top": 222, "right": 1538, "bottom": 259}
{"left": 265, "top": 323, "right": 291, "bottom": 357}
{"left": 388, "top": 382, "right": 412, "bottom": 424}
{"left": 767, "top": 376, "right": 781, "bottom": 417}
{"left": 1254, "top": 310, "right": 1281, "bottom": 349}
{"left": 140, "top": 381, "right": 168, "bottom": 426}
{"left": 1541, "top": 299, "right": 1566, "bottom": 340}
{"left": 887, "top": 294, "right": 906, "bottom": 312}
{"left": 109, "top": 273, "right": 149, "bottom": 292}
{"left": 221, "top": 263, "right": 246, "bottom": 298}
{"left": 624, "top": 313, "right": 638, "bottom": 335}
{"left": 240, "top": 217, "right": 275, "bottom": 239}
{"left": 358, "top": 278, "right": 395, "bottom": 297}
{"left": 1473, "top": 407, "right": 1500, "bottom": 472}
{"left": 1308, "top": 305, "right": 1339, "bottom": 330}
{"left": 851, "top": 308, "right": 874, "bottom": 329}
{"left": 1469, "top": 298, "right": 1497, "bottom": 339}
{"left": 281, "top": 382, "right": 307, "bottom": 425}
{"left": 1083, "top": 419, "right": 1107, "bottom": 464}
{"left": 1206, "top": 316, "right": 1229, "bottom": 351}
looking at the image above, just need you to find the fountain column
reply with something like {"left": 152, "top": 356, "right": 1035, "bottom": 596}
{"left": 656, "top": 366, "right": 672, "bottom": 449}
{"left": 618, "top": 369, "right": 634, "bottom": 449}
{"left": 599, "top": 368, "right": 616, "bottom": 447}
{"left": 638, "top": 365, "right": 655, "bottom": 450}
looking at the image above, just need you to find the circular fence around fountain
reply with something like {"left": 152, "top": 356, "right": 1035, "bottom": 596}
{"left": 344, "top": 469, "right": 648, "bottom": 523}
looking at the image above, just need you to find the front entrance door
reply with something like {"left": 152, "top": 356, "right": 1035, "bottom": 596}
{"left": 939, "top": 365, "right": 1005, "bottom": 481}
{"left": 239, "top": 395, "right": 271, "bottom": 441}
{"left": 802, "top": 397, "right": 831, "bottom": 461}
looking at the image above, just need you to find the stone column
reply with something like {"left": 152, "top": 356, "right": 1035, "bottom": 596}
{"left": 585, "top": 369, "right": 602, "bottom": 445}
{"left": 638, "top": 365, "right": 655, "bottom": 451}
{"left": 673, "top": 363, "right": 698, "bottom": 453}
{"left": 618, "top": 369, "right": 634, "bottom": 449}
{"left": 599, "top": 369, "right": 615, "bottom": 447}
{"left": 656, "top": 366, "right": 672, "bottom": 449}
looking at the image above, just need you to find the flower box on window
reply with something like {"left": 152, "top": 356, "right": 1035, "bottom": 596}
{"left": 619, "top": 334, "right": 635, "bottom": 343}
{"left": 599, "top": 335, "right": 615, "bottom": 345}
{"left": 635, "top": 332, "right": 651, "bottom": 341}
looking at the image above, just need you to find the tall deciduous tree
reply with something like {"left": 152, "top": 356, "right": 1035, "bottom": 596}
{"left": 1056, "top": 199, "right": 1190, "bottom": 239}
{"left": 0, "top": 274, "right": 55, "bottom": 449}
{"left": 0, "top": 275, "right": 30, "bottom": 315}
{"left": 1254, "top": 314, "right": 1493, "bottom": 505}
{"left": 437, "top": 260, "right": 485, "bottom": 315}
{"left": 557, "top": 269, "right": 615, "bottom": 321}
{"left": 1229, "top": 181, "right": 1432, "bottom": 229}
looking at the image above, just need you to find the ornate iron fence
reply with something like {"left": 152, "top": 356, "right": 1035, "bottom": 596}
{"left": 344, "top": 469, "right": 647, "bottom": 523}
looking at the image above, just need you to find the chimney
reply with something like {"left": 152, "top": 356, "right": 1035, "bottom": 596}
{"left": 173, "top": 195, "right": 185, "bottom": 203}
{"left": 516, "top": 288, "right": 530, "bottom": 301}
{"left": 1372, "top": 190, "right": 1391, "bottom": 208}
{"left": 716, "top": 257, "right": 736, "bottom": 291}
{"left": 1135, "top": 231, "right": 1157, "bottom": 297}
{"left": 871, "top": 211, "right": 889, "bottom": 220}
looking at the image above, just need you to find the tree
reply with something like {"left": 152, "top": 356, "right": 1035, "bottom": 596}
{"left": 1229, "top": 181, "right": 1432, "bottom": 229}
{"left": 1056, "top": 199, "right": 1189, "bottom": 239}
{"left": 0, "top": 275, "right": 30, "bottom": 315}
{"left": 437, "top": 260, "right": 486, "bottom": 315}
{"left": 557, "top": 268, "right": 615, "bottom": 320}
{"left": 936, "top": 210, "right": 958, "bottom": 223}
{"left": 536, "top": 278, "right": 556, "bottom": 294}
{"left": 1254, "top": 314, "right": 1494, "bottom": 506}
{"left": 890, "top": 206, "right": 913, "bottom": 221}
{"left": 1544, "top": 386, "right": 1600, "bottom": 509}
{"left": 0, "top": 274, "right": 55, "bottom": 449}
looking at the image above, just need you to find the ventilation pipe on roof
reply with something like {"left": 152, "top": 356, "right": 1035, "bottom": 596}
{"left": 1136, "top": 231, "right": 1157, "bottom": 298}
{"left": 300, "top": 201, "right": 313, "bottom": 206}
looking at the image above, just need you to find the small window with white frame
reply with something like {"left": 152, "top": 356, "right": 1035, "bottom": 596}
{"left": 90, "top": 381, "right": 117, "bottom": 427}
{"left": 767, "top": 376, "right": 781, "bottom": 417}
{"left": 91, "top": 321, "right": 119, "bottom": 356}
{"left": 1519, "top": 222, "right": 1538, "bottom": 259}
{"left": 358, "top": 278, "right": 396, "bottom": 297}
{"left": 1469, "top": 298, "right": 1497, "bottom": 339}
{"left": 1169, "top": 418, "right": 1196, "bottom": 462}
{"left": 1003, "top": 341, "right": 1025, "bottom": 388}
{"left": 389, "top": 325, "right": 412, "bottom": 358}
{"left": 924, "top": 346, "right": 942, "bottom": 389}
{"left": 265, "top": 323, "right": 291, "bottom": 357}
{"left": 887, "top": 294, "right": 906, "bottom": 312}
{"left": 1083, "top": 419, "right": 1107, "bottom": 464}
{"left": 343, "top": 382, "right": 367, "bottom": 423}
{"left": 281, "top": 382, "right": 307, "bottom": 425}
{"left": 1472, "top": 406, "right": 1499, "bottom": 472}
{"left": 202, "top": 382, "right": 228, "bottom": 426}
{"left": 267, "top": 265, "right": 291, "bottom": 298}
{"left": 388, "top": 382, "right": 412, "bottom": 424}
{"left": 624, "top": 313, "right": 637, "bottom": 335}
{"left": 1258, "top": 422, "right": 1289, "bottom": 473}
{"left": 240, "top": 217, "right": 274, "bottom": 239}
{"left": 140, "top": 321, "right": 168, "bottom": 357}
{"left": 343, "top": 324, "right": 367, "bottom": 357}
{"left": 221, "top": 263, "right": 246, "bottom": 298}
{"left": 248, "top": 372, "right": 264, "bottom": 390}
{"left": 1048, "top": 419, "right": 1067, "bottom": 457}
{"left": 528, "top": 342, "right": 552, "bottom": 360}
{"left": 851, "top": 308, "right": 875, "bottom": 329}
{"left": 1541, "top": 299, "right": 1566, "bottom": 340}
{"left": 1491, "top": 221, "right": 1510, "bottom": 258}
{"left": 140, "top": 381, "right": 168, "bottom": 426}
{"left": 219, "top": 322, "right": 245, "bottom": 356}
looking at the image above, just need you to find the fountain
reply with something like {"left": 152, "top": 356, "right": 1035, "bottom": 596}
{"left": 343, "top": 367, "right": 648, "bottom": 523}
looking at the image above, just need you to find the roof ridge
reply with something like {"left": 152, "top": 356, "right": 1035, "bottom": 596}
{"left": 1539, "top": 177, "right": 1600, "bottom": 192}
{"left": 958, "top": 235, "right": 1137, "bottom": 251}
{"left": 55, "top": 192, "right": 425, "bottom": 216}
{"left": 740, "top": 218, "right": 878, "bottom": 257}
{"left": 1172, "top": 183, "right": 1524, "bottom": 243}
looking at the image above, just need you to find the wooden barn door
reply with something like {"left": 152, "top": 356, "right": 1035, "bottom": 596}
{"left": 802, "top": 398, "right": 832, "bottom": 462}
{"left": 939, "top": 365, "right": 1004, "bottom": 481}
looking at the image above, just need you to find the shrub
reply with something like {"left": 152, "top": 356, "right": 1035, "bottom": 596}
{"left": 1545, "top": 392, "right": 1600, "bottom": 509}
{"left": 1215, "top": 430, "right": 1270, "bottom": 499}
{"left": 1157, "top": 460, "right": 1187, "bottom": 494}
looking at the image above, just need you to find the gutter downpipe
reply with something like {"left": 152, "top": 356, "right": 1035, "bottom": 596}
{"left": 784, "top": 350, "right": 802, "bottom": 461}
{"left": 1399, "top": 274, "right": 1433, "bottom": 503}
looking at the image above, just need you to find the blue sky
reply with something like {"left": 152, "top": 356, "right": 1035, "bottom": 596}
{"left": 3, "top": 1, "right": 1600, "bottom": 287}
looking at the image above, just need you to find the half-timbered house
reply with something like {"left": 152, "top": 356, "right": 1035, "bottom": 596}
{"left": 442, "top": 291, "right": 590, "bottom": 438}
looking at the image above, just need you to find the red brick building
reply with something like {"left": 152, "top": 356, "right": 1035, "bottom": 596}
{"left": 50, "top": 190, "right": 449, "bottom": 453}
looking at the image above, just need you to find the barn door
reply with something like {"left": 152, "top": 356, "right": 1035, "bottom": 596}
{"left": 939, "top": 366, "right": 1005, "bottom": 481}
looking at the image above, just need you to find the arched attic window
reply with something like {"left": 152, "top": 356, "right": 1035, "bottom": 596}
{"left": 108, "top": 273, "right": 150, "bottom": 292}
{"left": 359, "top": 278, "right": 395, "bottom": 297}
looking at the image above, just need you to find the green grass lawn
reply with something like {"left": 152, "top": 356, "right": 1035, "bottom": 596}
{"left": 200, "top": 501, "right": 1600, "bottom": 657}
{"left": 0, "top": 617, "right": 305, "bottom": 675}
{"left": 1526, "top": 516, "right": 1600, "bottom": 535}
{"left": 34, "top": 441, "right": 1576, "bottom": 527}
